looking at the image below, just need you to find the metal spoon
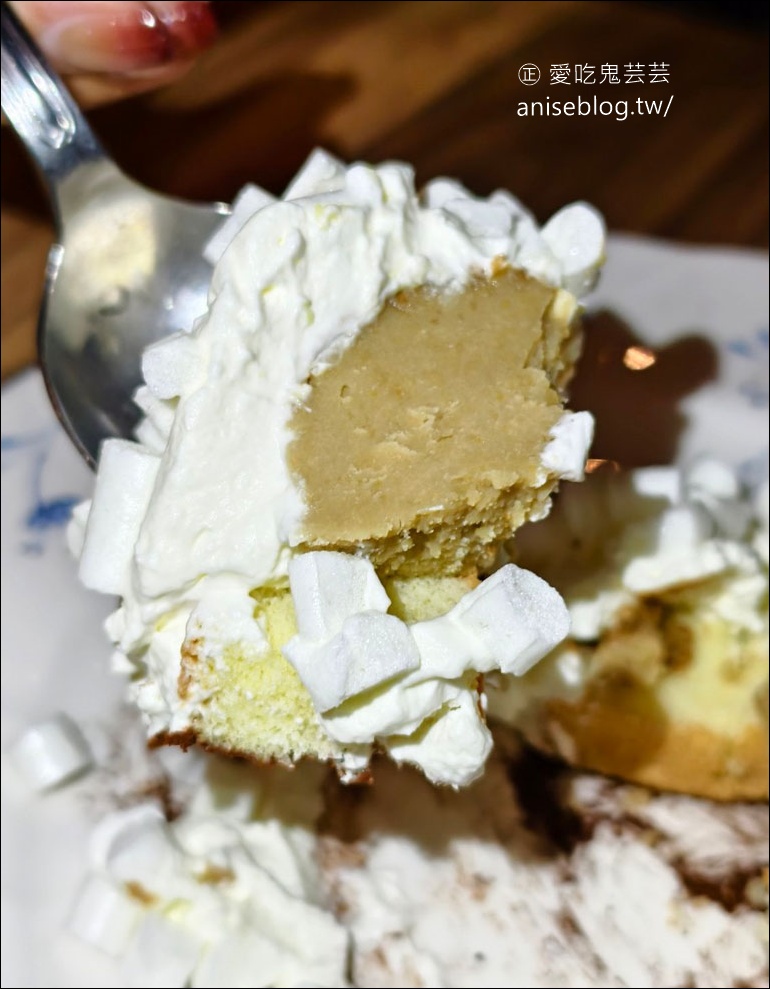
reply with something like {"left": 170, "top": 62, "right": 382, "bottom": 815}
{"left": 1, "top": 2, "right": 228, "bottom": 467}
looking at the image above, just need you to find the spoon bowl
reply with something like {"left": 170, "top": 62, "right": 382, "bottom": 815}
{"left": 1, "top": 3, "right": 227, "bottom": 466}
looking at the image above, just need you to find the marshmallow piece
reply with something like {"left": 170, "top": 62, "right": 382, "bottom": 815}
{"left": 283, "top": 148, "right": 347, "bottom": 200}
{"left": 288, "top": 552, "right": 390, "bottom": 642}
{"left": 540, "top": 410, "right": 595, "bottom": 482}
{"left": 91, "top": 805, "right": 175, "bottom": 890}
{"left": 346, "top": 162, "right": 391, "bottom": 205}
{"left": 441, "top": 196, "right": 518, "bottom": 240}
{"left": 631, "top": 466, "right": 682, "bottom": 505}
{"left": 657, "top": 503, "right": 713, "bottom": 550}
{"left": 621, "top": 505, "right": 728, "bottom": 593}
{"left": 79, "top": 440, "right": 160, "bottom": 595}
{"left": 65, "top": 498, "right": 91, "bottom": 558}
{"left": 390, "top": 690, "right": 493, "bottom": 787}
{"left": 9, "top": 713, "right": 93, "bottom": 791}
{"left": 142, "top": 332, "right": 202, "bottom": 400}
{"left": 421, "top": 177, "right": 475, "bottom": 209}
{"left": 133, "top": 385, "right": 175, "bottom": 435}
{"left": 120, "top": 913, "right": 202, "bottom": 989}
{"left": 569, "top": 586, "right": 634, "bottom": 642}
{"left": 686, "top": 458, "right": 740, "bottom": 501}
{"left": 202, "top": 184, "right": 275, "bottom": 265}
{"left": 285, "top": 611, "right": 420, "bottom": 713}
{"left": 510, "top": 219, "right": 563, "bottom": 287}
{"left": 67, "top": 872, "right": 142, "bottom": 956}
{"left": 132, "top": 386, "right": 175, "bottom": 455}
{"left": 410, "top": 616, "right": 474, "bottom": 680}
{"left": 554, "top": 646, "right": 588, "bottom": 688}
{"left": 489, "top": 188, "right": 534, "bottom": 221}
{"left": 450, "top": 564, "right": 570, "bottom": 676}
{"left": 685, "top": 458, "right": 752, "bottom": 540}
{"left": 541, "top": 202, "right": 606, "bottom": 296}
{"left": 322, "top": 675, "right": 458, "bottom": 743}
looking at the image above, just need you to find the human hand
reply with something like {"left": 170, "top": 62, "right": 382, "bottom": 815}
{"left": 8, "top": 1, "right": 217, "bottom": 106}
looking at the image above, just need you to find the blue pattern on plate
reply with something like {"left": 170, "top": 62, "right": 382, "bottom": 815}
{"left": 1, "top": 429, "right": 80, "bottom": 555}
{"left": 727, "top": 326, "right": 769, "bottom": 410}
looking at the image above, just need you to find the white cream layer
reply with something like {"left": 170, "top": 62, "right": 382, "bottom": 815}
{"left": 324, "top": 750, "right": 769, "bottom": 988}
{"left": 528, "top": 459, "right": 768, "bottom": 640}
{"left": 490, "top": 459, "right": 769, "bottom": 722}
{"left": 68, "top": 758, "right": 348, "bottom": 988}
{"left": 65, "top": 738, "right": 768, "bottom": 989}
{"left": 72, "top": 150, "right": 603, "bottom": 781}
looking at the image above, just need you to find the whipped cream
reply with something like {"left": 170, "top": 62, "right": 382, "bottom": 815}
{"left": 62, "top": 723, "right": 768, "bottom": 989}
{"left": 513, "top": 458, "right": 769, "bottom": 642}
{"left": 68, "top": 758, "right": 348, "bottom": 988}
{"left": 72, "top": 150, "right": 603, "bottom": 781}
{"left": 490, "top": 459, "right": 769, "bottom": 734}
{"left": 320, "top": 740, "right": 769, "bottom": 988}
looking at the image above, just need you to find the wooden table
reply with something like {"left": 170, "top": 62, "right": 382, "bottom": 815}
{"left": 2, "top": 0, "right": 767, "bottom": 378}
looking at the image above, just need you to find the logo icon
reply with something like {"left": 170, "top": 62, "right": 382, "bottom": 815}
{"left": 518, "top": 63, "right": 540, "bottom": 86}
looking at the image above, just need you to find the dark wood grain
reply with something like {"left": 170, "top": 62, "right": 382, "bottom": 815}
{"left": 2, "top": 0, "right": 767, "bottom": 377}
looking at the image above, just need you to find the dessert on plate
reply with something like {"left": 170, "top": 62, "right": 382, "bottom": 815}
{"left": 70, "top": 149, "right": 605, "bottom": 787}
{"left": 492, "top": 459, "right": 769, "bottom": 801}
{"left": 9, "top": 189, "right": 765, "bottom": 987}
{"left": 64, "top": 726, "right": 768, "bottom": 988}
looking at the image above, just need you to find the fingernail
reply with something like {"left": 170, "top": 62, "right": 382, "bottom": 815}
{"left": 147, "top": 2, "right": 218, "bottom": 57}
{"left": 38, "top": 2, "right": 216, "bottom": 76}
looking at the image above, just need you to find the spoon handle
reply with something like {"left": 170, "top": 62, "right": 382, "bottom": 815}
{"left": 0, "top": 2, "right": 116, "bottom": 222}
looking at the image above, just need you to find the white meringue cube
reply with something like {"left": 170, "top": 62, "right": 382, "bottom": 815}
{"left": 658, "top": 504, "right": 713, "bottom": 549}
{"left": 285, "top": 611, "right": 420, "bottom": 712}
{"left": 142, "top": 332, "right": 201, "bottom": 400}
{"left": 9, "top": 713, "right": 93, "bottom": 791}
{"left": 90, "top": 804, "right": 167, "bottom": 871}
{"left": 451, "top": 565, "right": 569, "bottom": 675}
{"left": 103, "top": 820, "right": 179, "bottom": 895}
{"left": 288, "top": 552, "right": 390, "bottom": 642}
{"left": 686, "top": 457, "right": 740, "bottom": 501}
{"left": 411, "top": 616, "right": 475, "bottom": 680}
{"left": 541, "top": 202, "right": 606, "bottom": 296}
{"left": 631, "top": 466, "right": 682, "bottom": 505}
{"left": 540, "top": 411, "right": 595, "bottom": 482}
{"left": 67, "top": 872, "right": 142, "bottom": 956}
{"left": 283, "top": 148, "right": 346, "bottom": 201}
{"left": 79, "top": 439, "right": 160, "bottom": 595}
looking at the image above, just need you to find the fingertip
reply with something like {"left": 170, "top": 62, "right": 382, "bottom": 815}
{"left": 9, "top": 1, "right": 217, "bottom": 77}
{"left": 148, "top": 2, "right": 218, "bottom": 59}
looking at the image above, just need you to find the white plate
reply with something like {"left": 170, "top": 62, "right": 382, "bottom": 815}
{"left": 1, "top": 234, "right": 768, "bottom": 988}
